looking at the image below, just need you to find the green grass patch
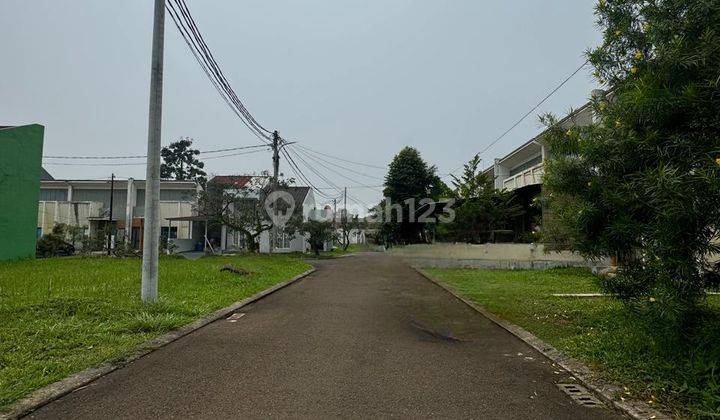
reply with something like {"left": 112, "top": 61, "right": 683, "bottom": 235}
{"left": 427, "top": 267, "right": 720, "bottom": 418}
{"left": 0, "top": 254, "right": 311, "bottom": 411}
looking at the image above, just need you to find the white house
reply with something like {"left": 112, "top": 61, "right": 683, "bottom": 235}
{"left": 166, "top": 175, "right": 320, "bottom": 254}
{"left": 257, "top": 186, "right": 317, "bottom": 253}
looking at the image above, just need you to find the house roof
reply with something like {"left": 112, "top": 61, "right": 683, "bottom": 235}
{"left": 261, "top": 186, "right": 312, "bottom": 217}
{"left": 284, "top": 186, "right": 311, "bottom": 206}
{"left": 40, "top": 167, "right": 54, "bottom": 181}
{"left": 209, "top": 175, "right": 254, "bottom": 188}
{"left": 495, "top": 100, "right": 593, "bottom": 166}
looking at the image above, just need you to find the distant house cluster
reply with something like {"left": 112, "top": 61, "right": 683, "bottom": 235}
{"left": 36, "top": 173, "right": 332, "bottom": 255}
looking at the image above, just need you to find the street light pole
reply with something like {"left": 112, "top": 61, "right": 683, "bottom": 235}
{"left": 141, "top": 0, "right": 165, "bottom": 303}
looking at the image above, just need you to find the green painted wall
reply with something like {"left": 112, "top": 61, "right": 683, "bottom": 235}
{"left": 0, "top": 124, "right": 44, "bottom": 260}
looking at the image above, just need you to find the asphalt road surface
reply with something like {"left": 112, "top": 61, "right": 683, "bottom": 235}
{"left": 28, "top": 253, "right": 624, "bottom": 419}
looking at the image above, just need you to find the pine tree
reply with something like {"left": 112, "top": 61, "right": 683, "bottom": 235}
{"left": 160, "top": 137, "right": 207, "bottom": 185}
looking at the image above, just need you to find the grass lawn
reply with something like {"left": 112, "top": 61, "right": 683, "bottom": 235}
{"left": 427, "top": 267, "right": 720, "bottom": 418}
{"left": 0, "top": 254, "right": 311, "bottom": 411}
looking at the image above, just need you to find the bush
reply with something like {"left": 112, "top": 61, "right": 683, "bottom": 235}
{"left": 36, "top": 225, "right": 75, "bottom": 258}
{"left": 543, "top": 0, "right": 720, "bottom": 321}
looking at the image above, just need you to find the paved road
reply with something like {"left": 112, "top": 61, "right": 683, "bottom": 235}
{"left": 28, "top": 253, "right": 623, "bottom": 419}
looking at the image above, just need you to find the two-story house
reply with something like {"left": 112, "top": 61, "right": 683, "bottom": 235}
{"left": 38, "top": 177, "right": 198, "bottom": 250}
{"left": 485, "top": 90, "right": 604, "bottom": 236}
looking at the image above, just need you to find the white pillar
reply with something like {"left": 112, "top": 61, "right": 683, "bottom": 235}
{"left": 125, "top": 178, "right": 135, "bottom": 243}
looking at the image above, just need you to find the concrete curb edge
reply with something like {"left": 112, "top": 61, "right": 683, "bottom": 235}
{"left": 1, "top": 267, "right": 317, "bottom": 420}
{"left": 413, "top": 267, "right": 671, "bottom": 420}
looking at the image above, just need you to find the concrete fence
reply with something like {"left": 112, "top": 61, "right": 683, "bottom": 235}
{"left": 390, "top": 243, "right": 606, "bottom": 270}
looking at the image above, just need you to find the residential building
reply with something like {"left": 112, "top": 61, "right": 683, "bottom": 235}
{"left": 38, "top": 177, "right": 198, "bottom": 250}
{"left": 329, "top": 208, "right": 367, "bottom": 246}
{"left": 485, "top": 91, "right": 603, "bottom": 237}
{"left": 0, "top": 124, "right": 44, "bottom": 260}
{"left": 258, "top": 186, "right": 317, "bottom": 253}
{"left": 166, "top": 175, "right": 321, "bottom": 254}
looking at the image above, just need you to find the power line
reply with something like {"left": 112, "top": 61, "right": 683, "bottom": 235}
{"left": 287, "top": 148, "right": 344, "bottom": 194}
{"left": 168, "top": 0, "right": 269, "bottom": 138}
{"left": 194, "top": 148, "right": 270, "bottom": 160}
{"left": 292, "top": 146, "right": 384, "bottom": 193}
{"left": 291, "top": 145, "right": 383, "bottom": 181}
{"left": 43, "top": 144, "right": 269, "bottom": 160}
{"left": 294, "top": 144, "right": 386, "bottom": 170}
{"left": 287, "top": 147, "right": 371, "bottom": 208}
{"left": 43, "top": 148, "right": 269, "bottom": 166}
{"left": 165, "top": 0, "right": 269, "bottom": 144}
{"left": 165, "top": 0, "right": 271, "bottom": 144}
{"left": 43, "top": 162, "right": 149, "bottom": 167}
{"left": 279, "top": 147, "right": 334, "bottom": 199}
{"left": 314, "top": 185, "right": 383, "bottom": 189}
{"left": 173, "top": 0, "right": 271, "bottom": 135}
{"left": 444, "top": 59, "right": 590, "bottom": 178}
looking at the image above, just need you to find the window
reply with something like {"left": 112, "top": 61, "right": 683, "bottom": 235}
{"left": 273, "top": 228, "right": 292, "bottom": 249}
{"left": 161, "top": 226, "right": 178, "bottom": 239}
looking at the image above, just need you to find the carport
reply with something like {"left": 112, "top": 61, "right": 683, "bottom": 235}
{"left": 165, "top": 215, "right": 219, "bottom": 253}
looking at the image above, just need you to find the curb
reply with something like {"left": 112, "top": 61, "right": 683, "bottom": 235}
{"left": 414, "top": 267, "right": 671, "bottom": 420}
{"left": 1, "top": 267, "right": 316, "bottom": 420}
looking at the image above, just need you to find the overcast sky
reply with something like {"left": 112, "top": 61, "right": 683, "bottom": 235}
{"left": 1, "top": 0, "right": 601, "bottom": 209}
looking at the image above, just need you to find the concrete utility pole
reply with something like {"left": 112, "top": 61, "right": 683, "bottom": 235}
{"left": 107, "top": 173, "right": 115, "bottom": 256}
{"left": 333, "top": 198, "right": 337, "bottom": 226}
{"left": 344, "top": 187, "right": 349, "bottom": 247}
{"left": 271, "top": 130, "right": 280, "bottom": 186}
{"left": 141, "top": 0, "right": 165, "bottom": 303}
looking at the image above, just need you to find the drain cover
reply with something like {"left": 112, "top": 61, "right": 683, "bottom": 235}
{"left": 557, "top": 383, "right": 604, "bottom": 408}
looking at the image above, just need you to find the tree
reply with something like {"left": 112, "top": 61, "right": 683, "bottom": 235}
{"left": 161, "top": 137, "right": 207, "bottom": 185}
{"left": 543, "top": 0, "right": 720, "bottom": 320}
{"left": 196, "top": 176, "right": 272, "bottom": 252}
{"left": 339, "top": 212, "right": 363, "bottom": 251}
{"left": 446, "top": 154, "right": 523, "bottom": 243}
{"left": 289, "top": 219, "right": 336, "bottom": 256}
{"left": 382, "top": 147, "right": 446, "bottom": 244}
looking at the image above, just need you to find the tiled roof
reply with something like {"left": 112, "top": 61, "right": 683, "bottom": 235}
{"left": 209, "top": 175, "right": 253, "bottom": 188}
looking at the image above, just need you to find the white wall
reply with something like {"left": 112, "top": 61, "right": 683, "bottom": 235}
{"left": 37, "top": 201, "right": 103, "bottom": 235}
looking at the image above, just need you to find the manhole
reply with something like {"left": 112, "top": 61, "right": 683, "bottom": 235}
{"left": 557, "top": 383, "right": 604, "bottom": 408}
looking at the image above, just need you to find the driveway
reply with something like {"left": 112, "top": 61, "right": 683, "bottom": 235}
{"left": 27, "top": 253, "right": 623, "bottom": 419}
